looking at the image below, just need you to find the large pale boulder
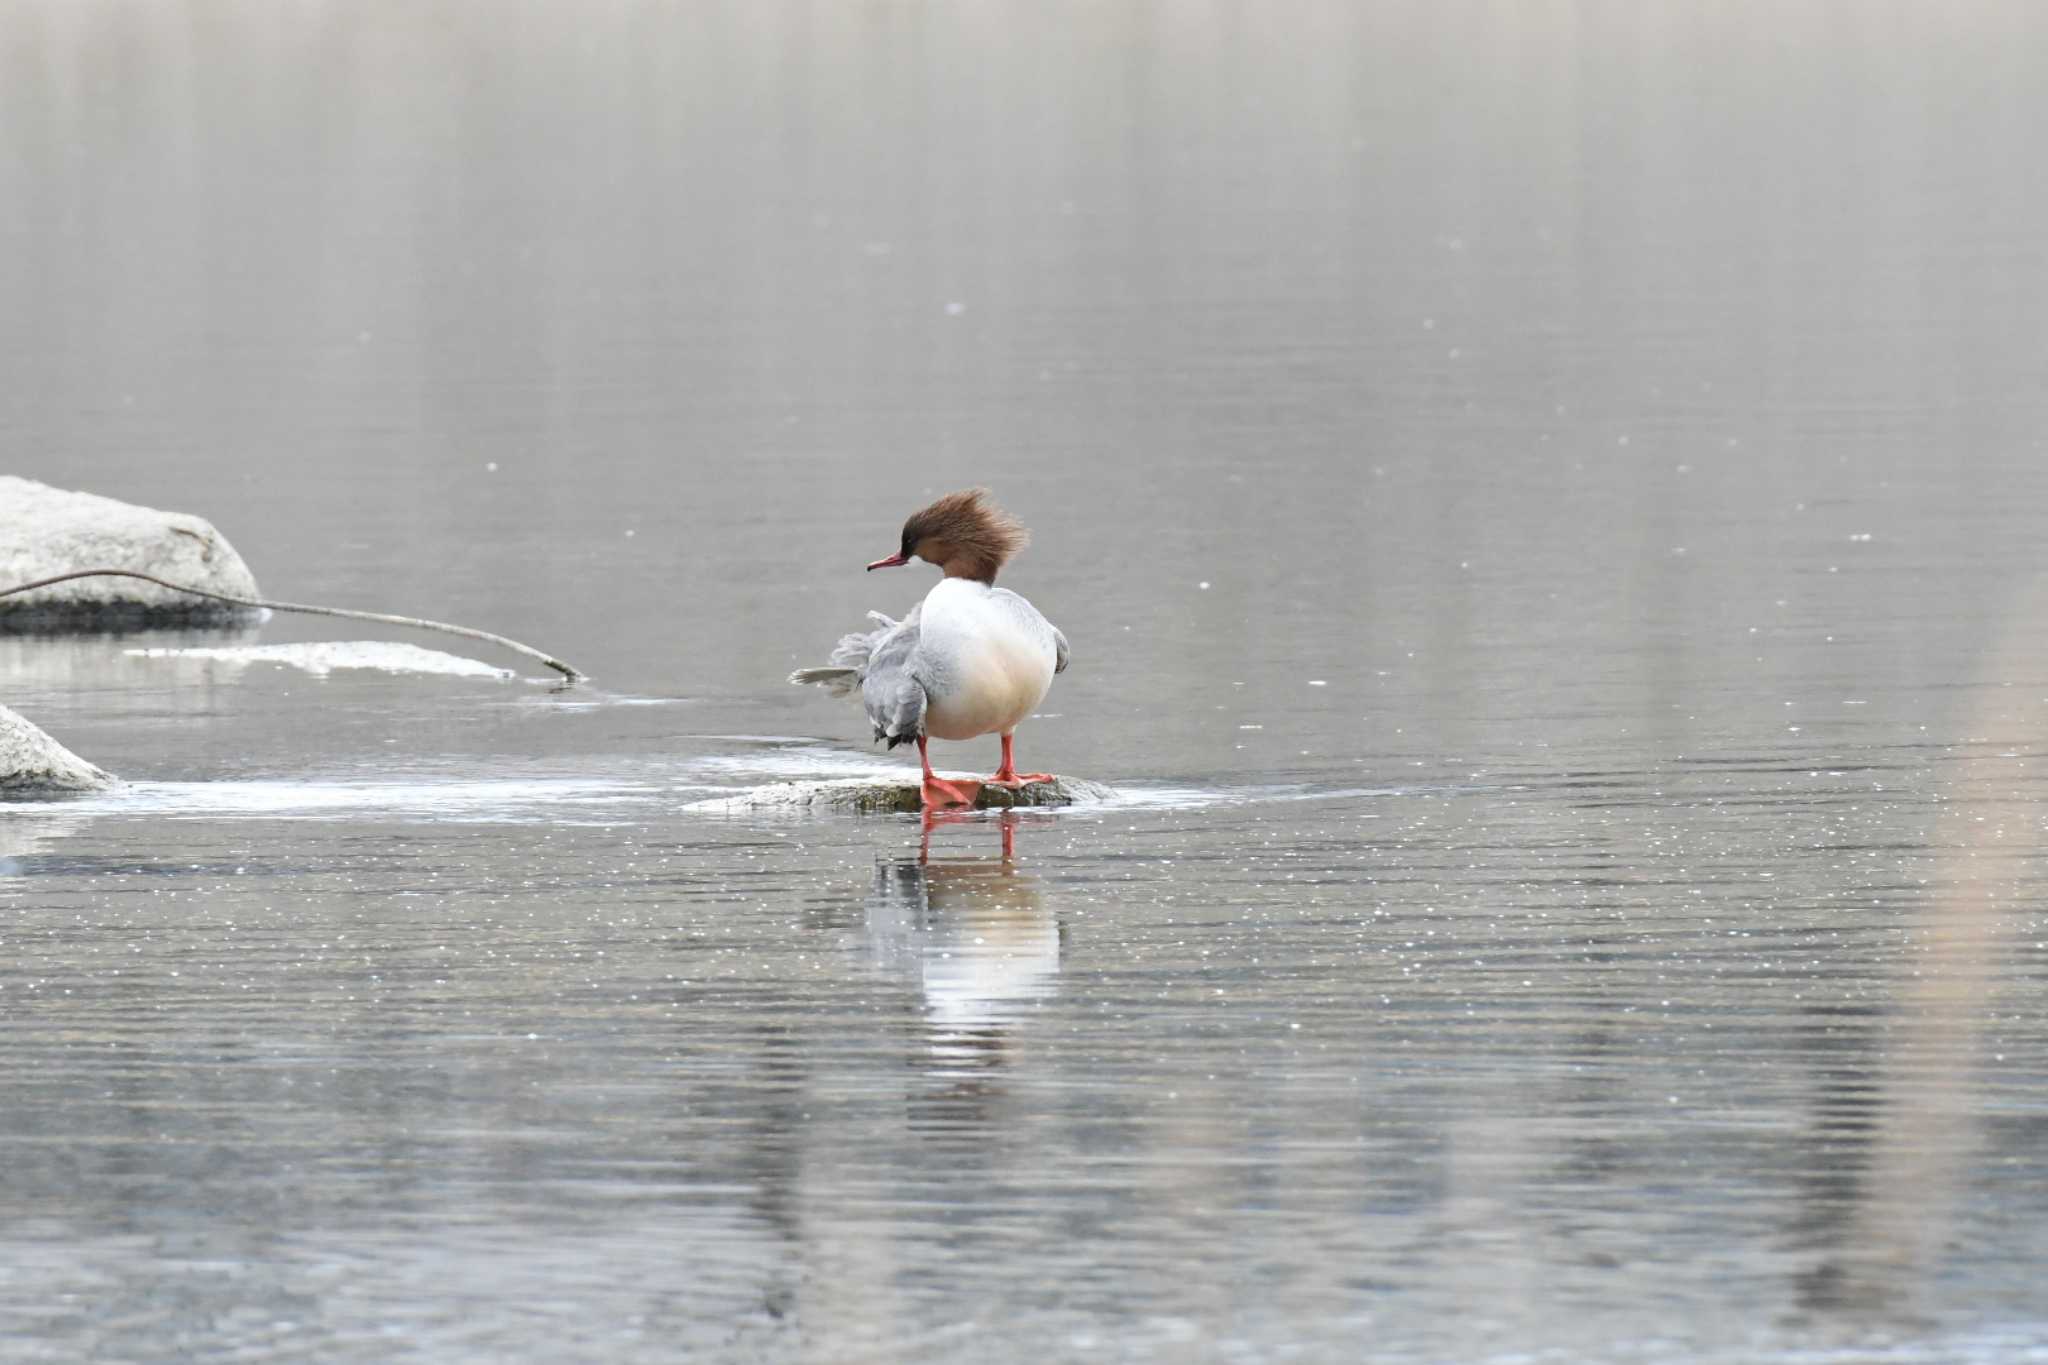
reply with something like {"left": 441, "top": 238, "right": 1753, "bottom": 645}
{"left": 0, "top": 704, "right": 115, "bottom": 793}
{"left": 0, "top": 476, "right": 261, "bottom": 628}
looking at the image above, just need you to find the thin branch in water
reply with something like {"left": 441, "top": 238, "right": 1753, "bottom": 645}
{"left": 0, "top": 569, "right": 586, "bottom": 682}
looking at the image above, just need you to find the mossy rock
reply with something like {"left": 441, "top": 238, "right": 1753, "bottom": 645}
{"left": 688, "top": 774, "right": 1113, "bottom": 814}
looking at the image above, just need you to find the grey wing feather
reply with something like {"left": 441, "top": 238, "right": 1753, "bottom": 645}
{"left": 1053, "top": 625, "right": 1070, "bottom": 674}
{"left": 791, "top": 604, "right": 929, "bottom": 748}
{"left": 860, "top": 613, "right": 927, "bottom": 748}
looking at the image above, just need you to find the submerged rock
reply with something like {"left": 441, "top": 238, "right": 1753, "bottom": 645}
{"left": 689, "top": 774, "right": 1114, "bottom": 814}
{"left": 0, "top": 704, "right": 116, "bottom": 793}
{"left": 0, "top": 476, "right": 262, "bottom": 629}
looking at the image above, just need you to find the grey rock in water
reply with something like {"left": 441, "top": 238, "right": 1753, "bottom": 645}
{"left": 689, "top": 774, "right": 1114, "bottom": 814}
{"left": 0, "top": 476, "right": 262, "bottom": 629}
{"left": 0, "top": 704, "right": 116, "bottom": 793}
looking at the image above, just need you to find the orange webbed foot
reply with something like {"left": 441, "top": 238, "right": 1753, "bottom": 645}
{"left": 921, "top": 775, "right": 983, "bottom": 810}
{"left": 987, "top": 771, "right": 1057, "bottom": 788}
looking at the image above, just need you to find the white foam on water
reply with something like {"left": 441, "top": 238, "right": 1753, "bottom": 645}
{"left": 66, "top": 778, "right": 674, "bottom": 824}
{"left": 124, "top": 641, "right": 516, "bottom": 679}
{"left": 1082, "top": 781, "right": 1405, "bottom": 812}
{"left": 510, "top": 693, "right": 698, "bottom": 711}
{"left": 20, "top": 729, "right": 1407, "bottom": 829}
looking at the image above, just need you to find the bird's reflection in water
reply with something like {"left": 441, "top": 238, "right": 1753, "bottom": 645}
{"left": 866, "top": 812, "right": 1059, "bottom": 1136}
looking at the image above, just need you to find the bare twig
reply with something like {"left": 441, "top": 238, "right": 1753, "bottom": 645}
{"left": 0, "top": 569, "right": 586, "bottom": 682}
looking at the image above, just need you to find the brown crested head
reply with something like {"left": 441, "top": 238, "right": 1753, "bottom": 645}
{"left": 879, "top": 487, "right": 1030, "bottom": 583}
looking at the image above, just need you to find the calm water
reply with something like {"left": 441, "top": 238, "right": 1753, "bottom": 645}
{"left": 6, "top": 3, "right": 2048, "bottom": 1360}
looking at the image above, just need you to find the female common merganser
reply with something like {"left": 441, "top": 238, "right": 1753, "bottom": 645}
{"left": 790, "top": 488, "right": 1070, "bottom": 810}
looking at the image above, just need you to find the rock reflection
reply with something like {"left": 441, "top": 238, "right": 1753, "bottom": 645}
{"left": 0, "top": 806, "right": 90, "bottom": 873}
{"left": 1790, "top": 858, "right": 2001, "bottom": 1327}
{"left": 865, "top": 814, "right": 1059, "bottom": 1126}
{"left": 1789, "top": 595, "right": 2043, "bottom": 1328}
{"left": 0, "top": 626, "right": 266, "bottom": 699}
{"left": 1786, "top": 1004, "right": 1895, "bottom": 1322}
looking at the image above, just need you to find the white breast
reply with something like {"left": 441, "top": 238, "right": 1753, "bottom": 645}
{"left": 916, "top": 579, "right": 1059, "bottom": 742}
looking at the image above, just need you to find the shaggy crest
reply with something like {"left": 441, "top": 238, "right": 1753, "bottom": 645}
{"left": 898, "top": 488, "right": 1030, "bottom": 583}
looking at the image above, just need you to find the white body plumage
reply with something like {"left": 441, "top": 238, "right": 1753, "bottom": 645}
{"left": 916, "top": 578, "right": 1061, "bottom": 741}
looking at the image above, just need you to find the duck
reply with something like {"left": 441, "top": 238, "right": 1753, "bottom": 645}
{"left": 790, "top": 488, "right": 1070, "bottom": 810}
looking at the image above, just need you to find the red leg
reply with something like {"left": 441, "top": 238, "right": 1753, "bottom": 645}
{"left": 920, "top": 805, "right": 976, "bottom": 849}
{"left": 988, "top": 733, "right": 1055, "bottom": 787}
{"left": 918, "top": 735, "right": 981, "bottom": 810}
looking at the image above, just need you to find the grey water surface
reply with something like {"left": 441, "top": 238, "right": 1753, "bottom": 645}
{"left": 5, "top": 2, "right": 2048, "bottom": 1361}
